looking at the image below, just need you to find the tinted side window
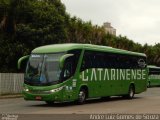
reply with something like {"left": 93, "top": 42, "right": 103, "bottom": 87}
{"left": 62, "top": 57, "right": 73, "bottom": 79}
{"left": 81, "top": 51, "right": 94, "bottom": 71}
{"left": 61, "top": 50, "right": 81, "bottom": 81}
{"left": 81, "top": 50, "right": 146, "bottom": 71}
{"left": 149, "top": 68, "right": 160, "bottom": 75}
{"left": 67, "top": 50, "right": 81, "bottom": 73}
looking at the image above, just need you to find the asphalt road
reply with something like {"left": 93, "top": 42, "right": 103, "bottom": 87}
{"left": 0, "top": 87, "right": 160, "bottom": 120}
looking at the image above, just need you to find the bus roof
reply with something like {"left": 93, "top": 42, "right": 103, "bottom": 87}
{"left": 147, "top": 65, "right": 160, "bottom": 69}
{"left": 32, "top": 43, "right": 146, "bottom": 57}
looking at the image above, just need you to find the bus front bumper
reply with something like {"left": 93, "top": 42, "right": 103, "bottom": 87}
{"left": 22, "top": 90, "right": 63, "bottom": 102}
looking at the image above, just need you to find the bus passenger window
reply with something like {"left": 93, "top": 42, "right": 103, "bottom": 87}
{"left": 63, "top": 58, "right": 73, "bottom": 79}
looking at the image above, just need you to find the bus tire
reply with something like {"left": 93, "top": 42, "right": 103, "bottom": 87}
{"left": 45, "top": 101, "right": 54, "bottom": 105}
{"left": 77, "top": 88, "right": 87, "bottom": 104}
{"left": 127, "top": 85, "right": 135, "bottom": 99}
{"left": 147, "top": 82, "right": 150, "bottom": 88}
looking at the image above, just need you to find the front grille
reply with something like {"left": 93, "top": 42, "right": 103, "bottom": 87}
{"left": 29, "top": 90, "right": 51, "bottom": 94}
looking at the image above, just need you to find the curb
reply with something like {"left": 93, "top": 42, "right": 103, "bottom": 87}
{"left": 0, "top": 94, "right": 23, "bottom": 99}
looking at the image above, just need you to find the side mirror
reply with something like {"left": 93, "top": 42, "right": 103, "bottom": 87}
{"left": 59, "top": 54, "right": 74, "bottom": 69}
{"left": 18, "top": 55, "right": 29, "bottom": 70}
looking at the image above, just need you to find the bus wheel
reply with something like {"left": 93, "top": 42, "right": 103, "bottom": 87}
{"left": 77, "top": 89, "right": 87, "bottom": 104}
{"left": 45, "top": 101, "right": 54, "bottom": 105}
{"left": 147, "top": 82, "right": 150, "bottom": 88}
{"left": 127, "top": 85, "right": 135, "bottom": 99}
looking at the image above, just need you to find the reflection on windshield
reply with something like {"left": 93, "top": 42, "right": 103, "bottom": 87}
{"left": 41, "top": 54, "right": 62, "bottom": 83}
{"left": 25, "top": 54, "right": 43, "bottom": 82}
{"left": 25, "top": 53, "right": 64, "bottom": 85}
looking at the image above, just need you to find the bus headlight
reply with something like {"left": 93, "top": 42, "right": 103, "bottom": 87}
{"left": 50, "top": 86, "right": 64, "bottom": 93}
{"left": 24, "top": 87, "right": 29, "bottom": 92}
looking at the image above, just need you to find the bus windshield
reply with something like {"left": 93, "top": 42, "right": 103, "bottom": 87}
{"left": 25, "top": 53, "right": 64, "bottom": 86}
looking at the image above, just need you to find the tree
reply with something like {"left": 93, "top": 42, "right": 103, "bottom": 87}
{"left": 0, "top": 0, "right": 68, "bottom": 72}
{"left": 1, "top": 0, "right": 160, "bottom": 72}
{"left": 0, "top": 0, "right": 28, "bottom": 35}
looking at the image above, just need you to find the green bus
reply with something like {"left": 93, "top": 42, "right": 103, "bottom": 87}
{"left": 147, "top": 65, "right": 160, "bottom": 87}
{"left": 18, "top": 44, "right": 147, "bottom": 104}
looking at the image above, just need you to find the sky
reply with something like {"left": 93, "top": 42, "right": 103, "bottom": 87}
{"left": 61, "top": 0, "right": 160, "bottom": 45}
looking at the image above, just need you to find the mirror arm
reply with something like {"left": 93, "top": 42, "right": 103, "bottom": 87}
{"left": 18, "top": 55, "right": 29, "bottom": 69}
{"left": 59, "top": 54, "right": 74, "bottom": 69}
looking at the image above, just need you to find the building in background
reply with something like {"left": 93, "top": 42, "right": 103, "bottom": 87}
{"left": 103, "top": 22, "right": 116, "bottom": 36}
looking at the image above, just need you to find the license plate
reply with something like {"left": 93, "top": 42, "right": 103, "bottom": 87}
{"left": 35, "top": 96, "right": 42, "bottom": 100}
